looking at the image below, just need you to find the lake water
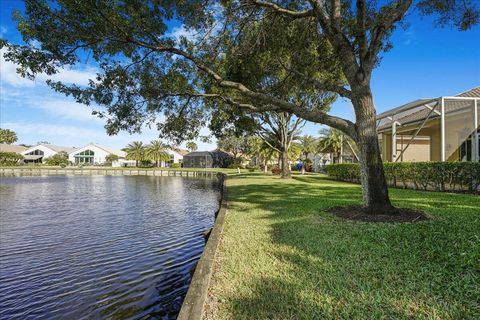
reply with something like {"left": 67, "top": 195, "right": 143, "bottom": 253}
{"left": 0, "top": 175, "right": 222, "bottom": 319}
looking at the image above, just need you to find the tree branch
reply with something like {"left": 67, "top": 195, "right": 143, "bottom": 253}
{"left": 356, "top": 0, "right": 368, "bottom": 64}
{"left": 365, "top": 0, "right": 413, "bottom": 69}
{"left": 248, "top": 1, "right": 315, "bottom": 18}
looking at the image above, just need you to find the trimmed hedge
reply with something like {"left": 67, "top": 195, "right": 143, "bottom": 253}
{"left": 325, "top": 162, "right": 480, "bottom": 193}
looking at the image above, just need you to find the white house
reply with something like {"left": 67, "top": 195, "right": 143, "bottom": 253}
{"left": 68, "top": 143, "right": 134, "bottom": 167}
{"left": 22, "top": 144, "right": 76, "bottom": 163}
{"left": 160, "top": 148, "right": 187, "bottom": 167}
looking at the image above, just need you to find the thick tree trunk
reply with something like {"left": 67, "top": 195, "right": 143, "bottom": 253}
{"left": 353, "top": 89, "right": 394, "bottom": 213}
{"left": 280, "top": 149, "right": 291, "bottom": 178}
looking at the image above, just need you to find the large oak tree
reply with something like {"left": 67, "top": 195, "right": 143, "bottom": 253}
{"left": 2, "top": 0, "right": 478, "bottom": 212}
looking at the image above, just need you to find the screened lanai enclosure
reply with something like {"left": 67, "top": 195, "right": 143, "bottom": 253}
{"left": 182, "top": 150, "right": 232, "bottom": 168}
{"left": 377, "top": 87, "right": 480, "bottom": 162}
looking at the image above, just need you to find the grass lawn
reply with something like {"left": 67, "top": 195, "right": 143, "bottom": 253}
{"left": 207, "top": 173, "right": 479, "bottom": 319}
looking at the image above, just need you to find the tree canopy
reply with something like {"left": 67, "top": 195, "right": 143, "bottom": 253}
{"left": 3, "top": 0, "right": 477, "bottom": 211}
{"left": 0, "top": 128, "right": 18, "bottom": 144}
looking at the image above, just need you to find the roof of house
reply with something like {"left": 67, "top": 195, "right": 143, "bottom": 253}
{"left": 72, "top": 143, "right": 126, "bottom": 157}
{"left": 377, "top": 86, "right": 479, "bottom": 131}
{"left": 184, "top": 150, "right": 232, "bottom": 158}
{"left": 0, "top": 144, "right": 27, "bottom": 153}
{"left": 457, "top": 86, "right": 480, "bottom": 98}
{"left": 24, "top": 144, "right": 77, "bottom": 154}
{"left": 173, "top": 148, "right": 189, "bottom": 156}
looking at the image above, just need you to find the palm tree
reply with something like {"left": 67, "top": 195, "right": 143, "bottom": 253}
{"left": 122, "top": 141, "right": 146, "bottom": 167}
{"left": 146, "top": 140, "right": 170, "bottom": 167}
{"left": 299, "top": 135, "right": 317, "bottom": 174}
{"left": 317, "top": 128, "right": 348, "bottom": 164}
{"left": 186, "top": 141, "right": 198, "bottom": 152}
{"left": 247, "top": 137, "right": 276, "bottom": 173}
{"left": 0, "top": 128, "right": 18, "bottom": 144}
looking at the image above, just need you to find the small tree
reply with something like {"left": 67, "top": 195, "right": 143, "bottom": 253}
{"left": 45, "top": 151, "right": 69, "bottom": 166}
{"left": 0, "top": 129, "right": 18, "bottom": 144}
{"left": 122, "top": 141, "right": 146, "bottom": 167}
{"left": 299, "top": 135, "right": 317, "bottom": 174}
{"left": 186, "top": 141, "right": 198, "bottom": 152}
{"left": 146, "top": 140, "right": 170, "bottom": 167}
{"left": 0, "top": 151, "right": 23, "bottom": 165}
{"left": 217, "top": 134, "right": 250, "bottom": 166}
{"left": 105, "top": 153, "right": 119, "bottom": 165}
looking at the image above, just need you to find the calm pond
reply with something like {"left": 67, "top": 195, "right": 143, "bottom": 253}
{"left": 0, "top": 175, "right": 222, "bottom": 319}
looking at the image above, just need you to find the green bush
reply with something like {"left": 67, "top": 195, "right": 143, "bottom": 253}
{"left": 171, "top": 163, "right": 181, "bottom": 168}
{"left": 0, "top": 151, "right": 24, "bottom": 166}
{"left": 44, "top": 151, "right": 69, "bottom": 166}
{"left": 326, "top": 162, "right": 480, "bottom": 193}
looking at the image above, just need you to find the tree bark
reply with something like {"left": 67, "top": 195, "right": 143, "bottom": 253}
{"left": 280, "top": 148, "right": 291, "bottom": 178}
{"left": 353, "top": 89, "right": 394, "bottom": 213}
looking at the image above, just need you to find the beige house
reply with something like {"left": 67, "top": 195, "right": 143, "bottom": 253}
{"left": 377, "top": 87, "right": 479, "bottom": 162}
{"left": 0, "top": 144, "right": 27, "bottom": 154}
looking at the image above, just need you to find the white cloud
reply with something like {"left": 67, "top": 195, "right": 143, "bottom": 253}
{"left": 403, "top": 28, "right": 416, "bottom": 46}
{"left": 167, "top": 25, "right": 197, "bottom": 42}
{"left": 36, "top": 99, "right": 101, "bottom": 123}
{"left": 2, "top": 122, "right": 103, "bottom": 139}
{"left": 0, "top": 26, "right": 7, "bottom": 37}
{"left": 0, "top": 48, "right": 98, "bottom": 88}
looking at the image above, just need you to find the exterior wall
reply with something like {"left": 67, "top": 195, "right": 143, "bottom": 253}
{"left": 161, "top": 150, "right": 184, "bottom": 167}
{"left": 22, "top": 145, "right": 58, "bottom": 161}
{"left": 112, "top": 159, "right": 136, "bottom": 167}
{"left": 168, "top": 150, "right": 183, "bottom": 164}
{"left": 395, "top": 137, "right": 430, "bottom": 162}
{"left": 429, "top": 126, "right": 442, "bottom": 161}
{"left": 310, "top": 153, "right": 331, "bottom": 172}
{"left": 69, "top": 145, "right": 110, "bottom": 165}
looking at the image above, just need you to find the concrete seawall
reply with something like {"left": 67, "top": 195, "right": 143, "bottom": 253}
{"left": 0, "top": 168, "right": 219, "bottom": 179}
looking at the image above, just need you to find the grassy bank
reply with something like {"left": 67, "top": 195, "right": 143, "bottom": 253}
{"left": 207, "top": 174, "right": 479, "bottom": 319}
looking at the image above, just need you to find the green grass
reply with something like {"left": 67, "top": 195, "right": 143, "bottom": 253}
{"left": 208, "top": 173, "right": 480, "bottom": 319}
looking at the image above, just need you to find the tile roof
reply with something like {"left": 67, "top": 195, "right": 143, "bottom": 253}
{"left": 377, "top": 86, "right": 479, "bottom": 131}
{"left": 0, "top": 144, "right": 27, "bottom": 153}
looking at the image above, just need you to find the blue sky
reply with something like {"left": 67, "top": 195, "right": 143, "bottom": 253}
{"left": 1, "top": 1, "right": 479, "bottom": 150}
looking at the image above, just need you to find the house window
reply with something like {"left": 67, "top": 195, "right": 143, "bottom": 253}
{"left": 74, "top": 149, "right": 95, "bottom": 164}
{"left": 26, "top": 149, "right": 44, "bottom": 156}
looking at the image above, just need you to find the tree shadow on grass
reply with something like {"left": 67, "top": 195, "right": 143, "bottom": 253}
{"left": 219, "top": 175, "right": 479, "bottom": 319}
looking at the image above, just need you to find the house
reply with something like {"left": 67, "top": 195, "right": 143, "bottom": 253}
{"left": 377, "top": 87, "right": 479, "bottom": 162}
{"left": 161, "top": 148, "right": 188, "bottom": 167}
{"left": 68, "top": 143, "right": 134, "bottom": 167}
{"left": 21, "top": 144, "right": 76, "bottom": 163}
{"left": 0, "top": 144, "right": 27, "bottom": 154}
{"left": 182, "top": 150, "right": 232, "bottom": 168}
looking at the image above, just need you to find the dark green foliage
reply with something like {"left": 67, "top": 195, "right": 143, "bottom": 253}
{"left": 0, "top": 129, "right": 18, "bottom": 144}
{"left": 105, "top": 154, "right": 119, "bottom": 163}
{"left": 44, "top": 151, "right": 69, "bottom": 166}
{"left": 0, "top": 152, "right": 23, "bottom": 165}
{"left": 326, "top": 162, "right": 480, "bottom": 193}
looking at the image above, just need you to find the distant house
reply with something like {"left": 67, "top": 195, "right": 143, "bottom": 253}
{"left": 161, "top": 148, "right": 188, "bottom": 167}
{"left": 377, "top": 87, "right": 479, "bottom": 162}
{"left": 68, "top": 143, "right": 134, "bottom": 167}
{"left": 182, "top": 150, "right": 232, "bottom": 168}
{"left": 21, "top": 144, "right": 76, "bottom": 163}
{"left": 0, "top": 144, "right": 27, "bottom": 154}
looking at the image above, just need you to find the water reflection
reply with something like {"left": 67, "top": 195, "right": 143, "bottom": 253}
{"left": 0, "top": 175, "right": 221, "bottom": 319}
